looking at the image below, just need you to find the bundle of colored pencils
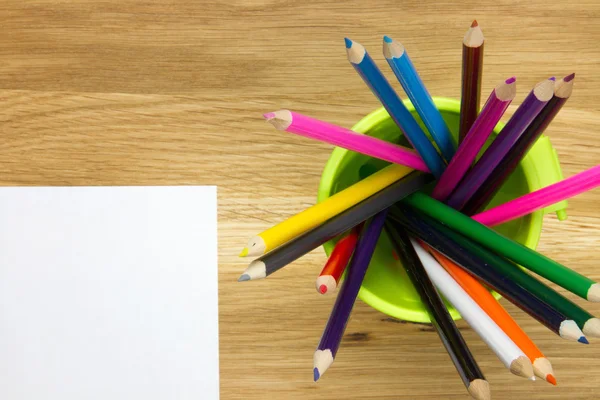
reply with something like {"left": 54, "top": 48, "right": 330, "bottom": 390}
{"left": 238, "top": 21, "right": 600, "bottom": 400}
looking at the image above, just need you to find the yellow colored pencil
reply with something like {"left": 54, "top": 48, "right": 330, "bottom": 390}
{"left": 239, "top": 164, "right": 413, "bottom": 257}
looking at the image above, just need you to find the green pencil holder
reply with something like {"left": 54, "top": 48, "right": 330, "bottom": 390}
{"left": 317, "top": 97, "right": 568, "bottom": 323}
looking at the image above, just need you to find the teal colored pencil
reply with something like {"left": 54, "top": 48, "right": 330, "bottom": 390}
{"left": 383, "top": 36, "right": 456, "bottom": 162}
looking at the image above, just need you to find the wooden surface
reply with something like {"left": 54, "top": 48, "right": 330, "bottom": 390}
{"left": 1, "top": 1, "right": 600, "bottom": 399}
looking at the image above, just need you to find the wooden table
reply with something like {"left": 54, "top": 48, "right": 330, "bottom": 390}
{"left": 1, "top": 1, "right": 599, "bottom": 399}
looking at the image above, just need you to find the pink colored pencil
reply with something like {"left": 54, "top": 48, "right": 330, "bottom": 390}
{"left": 432, "top": 77, "right": 517, "bottom": 201}
{"left": 473, "top": 165, "right": 600, "bottom": 226}
{"left": 263, "top": 110, "right": 429, "bottom": 172}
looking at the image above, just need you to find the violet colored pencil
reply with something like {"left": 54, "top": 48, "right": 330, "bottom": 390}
{"left": 432, "top": 77, "right": 516, "bottom": 201}
{"left": 313, "top": 210, "right": 387, "bottom": 381}
{"left": 459, "top": 20, "right": 484, "bottom": 144}
{"left": 264, "top": 110, "right": 429, "bottom": 172}
{"left": 447, "top": 77, "right": 555, "bottom": 210}
{"left": 461, "top": 73, "right": 575, "bottom": 215}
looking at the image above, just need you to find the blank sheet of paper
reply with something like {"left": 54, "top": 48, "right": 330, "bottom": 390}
{"left": 0, "top": 186, "right": 219, "bottom": 400}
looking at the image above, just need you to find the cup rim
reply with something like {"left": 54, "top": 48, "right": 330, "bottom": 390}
{"left": 316, "top": 97, "right": 544, "bottom": 322}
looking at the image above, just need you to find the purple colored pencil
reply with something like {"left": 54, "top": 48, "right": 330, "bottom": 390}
{"left": 461, "top": 73, "right": 575, "bottom": 215}
{"left": 313, "top": 209, "right": 387, "bottom": 381}
{"left": 446, "top": 77, "right": 555, "bottom": 211}
{"left": 432, "top": 77, "right": 517, "bottom": 201}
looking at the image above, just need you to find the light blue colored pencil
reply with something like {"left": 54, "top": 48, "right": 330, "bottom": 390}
{"left": 383, "top": 35, "right": 456, "bottom": 163}
{"left": 345, "top": 37, "right": 446, "bottom": 179}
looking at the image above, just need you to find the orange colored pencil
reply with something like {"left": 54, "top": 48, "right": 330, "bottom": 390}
{"left": 424, "top": 244, "right": 556, "bottom": 385}
{"left": 315, "top": 226, "right": 361, "bottom": 294}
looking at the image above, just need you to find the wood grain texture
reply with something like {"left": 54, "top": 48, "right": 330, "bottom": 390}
{"left": 1, "top": 1, "right": 600, "bottom": 399}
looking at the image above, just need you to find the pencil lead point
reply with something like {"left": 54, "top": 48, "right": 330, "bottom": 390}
{"left": 546, "top": 374, "right": 557, "bottom": 386}
{"left": 505, "top": 76, "right": 516, "bottom": 84}
{"left": 313, "top": 368, "right": 320, "bottom": 382}
{"left": 237, "top": 274, "right": 251, "bottom": 282}
{"left": 471, "top": 20, "right": 478, "bottom": 27}
{"left": 344, "top": 38, "right": 352, "bottom": 49}
{"left": 549, "top": 76, "right": 556, "bottom": 81}
{"left": 263, "top": 112, "right": 275, "bottom": 120}
{"left": 383, "top": 35, "right": 393, "bottom": 43}
{"left": 578, "top": 336, "right": 589, "bottom": 344}
{"left": 239, "top": 248, "right": 249, "bottom": 257}
{"left": 319, "top": 284, "right": 328, "bottom": 294}
{"left": 564, "top": 72, "right": 576, "bottom": 82}
{"left": 529, "top": 376, "right": 536, "bottom": 381}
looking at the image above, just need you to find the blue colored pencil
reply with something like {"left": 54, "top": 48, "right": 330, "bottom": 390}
{"left": 344, "top": 38, "right": 446, "bottom": 179}
{"left": 383, "top": 35, "right": 456, "bottom": 162}
{"left": 313, "top": 209, "right": 387, "bottom": 381}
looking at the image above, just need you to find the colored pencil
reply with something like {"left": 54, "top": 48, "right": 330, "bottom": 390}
{"left": 345, "top": 37, "right": 445, "bottom": 178}
{"left": 473, "top": 164, "right": 600, "bottom": 227}
{"left": 447, "top": 77, "right": 556, "bottom": 211}
{"left": 390, "top": 207, "right": 587, "bottom": 342}
{"left": 238, "top": 171, "right": 432, "bottom": 281}
{"left": 419, "top": 225, "right": 600, "bottom": 338}
{"left": 462, "top": 73, "right": 576, "bottom": 215}
{"left": 383, "top": 35, "right": 455, "bottom": 162}
{"left": 316, "top": 226, "right": 361, "bottom": 294}
{"left": 459, "top": 20, "right": 484, "bottom": 143}
{"left": 314, "top": 210, "right": 387, "bottom": 381}
{"left": 264, "top": 110, "right": 430, "bottom": 173}
{"left": 432, "top": 77, "right": 516, "bottom": 201}
{"left": 428, "top": 248, "right": 557, "bottom": 384}
{"left": 239, "top": 163, "right": 413, "bottom": 257}
{"left": 386, "top": 224, "right": 490, "bottom": 400}
{"left": 404, "top": 192, "right": 600, "bottom": 301}
{"left": 410, "top": 239, "right": 535, "bottom": 380}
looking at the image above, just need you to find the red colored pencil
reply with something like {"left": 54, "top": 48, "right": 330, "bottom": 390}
{"left": 316, "top": 226, "right": 361, "bottom": 294}
{"left": 459, "top": 20, "right": 484, "bottom": 144}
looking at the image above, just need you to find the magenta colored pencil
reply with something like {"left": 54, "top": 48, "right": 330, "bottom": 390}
{"left": 473, "top": 165, "right": 600, "bottom": 226}
{"left": 446, "top": 77, "right": 556, "bottom": 210}
{"left": 432, "top": 77, "right": 516, "bottom": 201}
{"left": 263, "top": 110, "right": 429, "bottom": 172}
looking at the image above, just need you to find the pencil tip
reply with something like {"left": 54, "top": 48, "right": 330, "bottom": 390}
{"left": 564, "top": 72, "right": 576, "bottom": 82}
{"left": 471, "top": 20, "right": 478, "bottom": 27}
{"left": 319, "top": 284, "right": 328, "bottom": 294}
{"left": 549, "top": 76, "right": 556, "bottom": 81}
{"left": 505, "top": 76, "right": 516, "bottom": 84}
{"left": 383, "top": 35, "right": 393, "bottom": 43}
{"left": 578, "top": 336, "right": 589, "bottom": 344}
{"left": 313, "top": 368, "right": 320, "bottom": 382}
{"left": 239, "top": 248, "right": 249, "bottom": 257}
{"left": 263, "top": 112, "right": 275, "bottom": 120}
{"left": 238, "top": 274, "right": 251, "bottom": 282}
{"left": 546, "top": 374, "right": 557, "bottom": 386}
{"left": 344, "top": 37, "right": 352, "bottom": 48}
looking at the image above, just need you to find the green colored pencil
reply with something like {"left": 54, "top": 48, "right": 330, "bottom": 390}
{"left": 401, "top": 192, "right": 600, "bottom": 302}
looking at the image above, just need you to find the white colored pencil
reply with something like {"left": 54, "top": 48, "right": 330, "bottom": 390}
{"left": 411, "top": 239, "right": 535, "bottom": 380}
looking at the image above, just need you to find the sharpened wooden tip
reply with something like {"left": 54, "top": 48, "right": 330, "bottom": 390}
{"left": 464, "top": 22, "right": 484, "bottom": 47}
{"left": 554, "top": 74, "right": 575, "bottom": 98}
{"left": 533, "top": 78, "right": 555, "bottom": 102}
{"left": 264, "top": 110, "right": 292, "bottom": 130}
{"left": 510, "top": 356, "right": 534, "bottom": 379}
{"left": 587, "top": 283, "right": 600, "bottom": 302}
{"left": 559, "top": 319, "right": 586, "bottom": 341}
{"left": 313, "top": 349, "right": 334, "bottom": 381}
{"left": 240, "top": 260, "right": 267, "bottom": 281}
{"left": 345, "top": 38, "right": 367, "bottom": 64}
{"left": 583, "top": 318, "right": 600, "bottom": 337}
{"left": 495, "top": 77, "right": 517, "bottom": 101}
{"left": 382, "top": 36, "right": 405, "bottom": 59}
{"left": 468, "top": 379, "right": 490, "bottom": 400}
{"left": 315, "top": 275, "right": 337, "bottom": 295}
{"left": 533, "top": 357, "right": 556, "bottom": 383}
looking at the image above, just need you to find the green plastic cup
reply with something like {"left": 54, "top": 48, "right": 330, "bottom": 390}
{"left": 317, "top": 97, "right": 568, "bottom": 323}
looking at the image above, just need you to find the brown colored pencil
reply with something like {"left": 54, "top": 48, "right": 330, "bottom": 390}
{"left": 459, "top": 20, "right": 484, "bottom": 144}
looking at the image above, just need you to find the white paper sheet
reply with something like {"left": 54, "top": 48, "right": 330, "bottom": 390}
{"left": 0, "top": 186, "right": 219, "bottom": 400}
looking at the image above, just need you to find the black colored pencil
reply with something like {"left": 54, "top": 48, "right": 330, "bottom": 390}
{"left": 238, "top": 171, "right": 433, "bottom": 281}
{"left": 389, "top": 206, "right": 587, "bottom": 342}
{"left": 385, "top": 223, "right": 490, "bottom": 400}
